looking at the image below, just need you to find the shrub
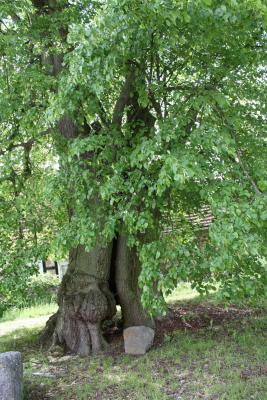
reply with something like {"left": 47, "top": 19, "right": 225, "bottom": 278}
{"left": 25, "top": 274, "right": 60, "bottom": 305}
{"left": 0, "top": 273, "right": 60, "bottom": 317}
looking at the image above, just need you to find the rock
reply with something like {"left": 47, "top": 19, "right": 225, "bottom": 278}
{"left": 123, "top": 326, "right": 155, "bottom": 355}
{"left": 57, "top": 355, "right": 78, "bottom": 362}
{"left": 0, "top": 352, "right": 23, "bottom": 400}
{"left": 32, "top": 372, "right": 57, "bottom": 378}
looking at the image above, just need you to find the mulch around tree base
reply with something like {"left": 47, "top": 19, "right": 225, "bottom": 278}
{"left": 104, "top": 302, "right": 264, "bottom": 353}
{"left": 154, "top": 303, "right": 264, "bottom": 344}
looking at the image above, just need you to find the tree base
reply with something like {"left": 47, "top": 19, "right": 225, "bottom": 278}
{"left": 40, "top": 238, "right": 154, "bottom": 356}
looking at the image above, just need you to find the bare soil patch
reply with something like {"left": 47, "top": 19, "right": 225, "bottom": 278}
{"left": 104, "top": 302, "right": 264, "bottom": 351}
{"left": 154, "top": 302, "right": 264, "bottom": 344}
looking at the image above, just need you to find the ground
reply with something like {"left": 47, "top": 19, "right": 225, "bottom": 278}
{"left": 0, "top": 285, "right": 266, "bottom": 400}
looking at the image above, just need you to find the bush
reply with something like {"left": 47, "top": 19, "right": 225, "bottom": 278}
{"left": 0, "top": 273, "right": 60, "bottom": 318}
{"left": 0, "top": 261, "right": 39, "bottom": 317}
{"left": 25, "top": 274, "right": 60, "bottom": 305}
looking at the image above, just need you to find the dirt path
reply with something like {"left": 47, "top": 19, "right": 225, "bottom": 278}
{"left": 0, "top": 315, "right": 50, "bottom": 337}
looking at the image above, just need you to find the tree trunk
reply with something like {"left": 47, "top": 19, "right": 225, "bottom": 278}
{"left": 115, "top": 236, "right": 154, "bottom": 329}
{"left": 39, "top": 60, "right": 153, "bottom": 357}
{"left": 42, "top": 244, "right": 116, "bottom": 356}
{"left": 41, "top": 237, "right": 154, "bottom": 355}
{"left": 34, "top": 1, "right": 155, "bottom": 354}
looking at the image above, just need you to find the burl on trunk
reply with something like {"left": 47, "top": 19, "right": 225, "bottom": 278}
{"left": 41, "top": 237, "right": 154, "bottom": 356}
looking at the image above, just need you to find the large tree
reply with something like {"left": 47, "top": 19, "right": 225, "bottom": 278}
{"left": 0, "top": 0, "right": 266, "bottom": 355}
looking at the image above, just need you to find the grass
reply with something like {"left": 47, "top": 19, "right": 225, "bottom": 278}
{"left": 165, "top": 282, "right": 200, "bottom": 303}
{"left": 0, "top": 286, "right": 266, "bottom": 400}
{"left": 0, "top": 302, "right": 58, "bottom": 323}
{"left": 0, "top": 283, "right": 207, "bottom": 323}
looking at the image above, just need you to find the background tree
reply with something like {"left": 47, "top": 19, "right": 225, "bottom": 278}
{"left": 0, "top": 0, "right": 266, "bottom": 355}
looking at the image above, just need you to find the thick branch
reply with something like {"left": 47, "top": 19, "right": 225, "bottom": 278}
{"left": 0, "top": 140, "right": 33, "bottom": 156}
{"left": 112, "top": 66, "right": 136, "bottom": 127}
{"left": 0, "top": 128, "right": 51, "bottom": 157}
{"left": 235, "top": 150, "right": 263, "bottom": 196}
{"left": 148, "top": 89, "right": 162, "bottom": 120}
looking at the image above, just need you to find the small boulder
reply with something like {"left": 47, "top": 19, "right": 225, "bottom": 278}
{"left": 123, "top": 326, "right": 155, "bottom": 355}
{"left": 0, "top": 351, "right": 23, "bottom": 400}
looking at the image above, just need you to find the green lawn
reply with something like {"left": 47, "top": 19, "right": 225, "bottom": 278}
{"left": 0, "top": 287, "right": 266, "bottom": 400}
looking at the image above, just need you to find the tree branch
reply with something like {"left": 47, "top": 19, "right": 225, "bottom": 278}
{"left": 112, "top": 66, "right": 136, "bottom": 127}
{"left": 236, "top": 149, "right": 263, "bottom": 196}
{"left": 148, "top": 89, "right": 162, "bottom": 120}
{"left": 215, "top": 106, "right": 263, "bottom": 196}
{"left": 0, "top": 128, "right": 52, "bottom": 156}
{"left": 0, "top": 139, "right": 34, "bottom": 156}
{"left": 96, "top": 99, "right": 110, "bottom": 128}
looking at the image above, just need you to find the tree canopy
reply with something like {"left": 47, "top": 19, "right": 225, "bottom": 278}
{"left": 0, "top": 0, "right": 266, "bottom": 315}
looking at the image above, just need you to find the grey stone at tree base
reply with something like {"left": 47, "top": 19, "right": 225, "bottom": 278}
{"left": 0, "top": 352, "right": 23, "bottom": 400}
{"left": 123, "top": 326, "right": 155, "bottom": 355}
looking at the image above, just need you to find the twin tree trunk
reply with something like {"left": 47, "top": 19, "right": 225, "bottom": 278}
{"left": 42, "top": 237, "right": 154, "bottom": 356}
{"left": 41, "top": 105, "right": 156, "bottom": 355}
{"left": 40, "top": 99, "right": 156, "bottom": 355}
{"left": 38, "top": 78, "right": 155, "bottom": 356}
{"left": 34, "top": 2, "right": 155, "bottom": 356}
{"left": 38, "top": 68, "right": 156, "bottom": 355}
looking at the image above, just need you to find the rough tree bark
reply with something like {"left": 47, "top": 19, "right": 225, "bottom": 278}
{"left": 49, "top": 245, "right": 116, "bottom": 355}
{"left": 42, "top": 238, "right": 154, "bottom": 355}
{"left": 115, "top": 236, "right": 155, "bottom": 329}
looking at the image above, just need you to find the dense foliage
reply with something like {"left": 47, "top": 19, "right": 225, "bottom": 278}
{"left": 0, "top": 0, "right": 266, "bottom": 314}
{"left": 0, "top": 273, "right": 59, "bottom": 316}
